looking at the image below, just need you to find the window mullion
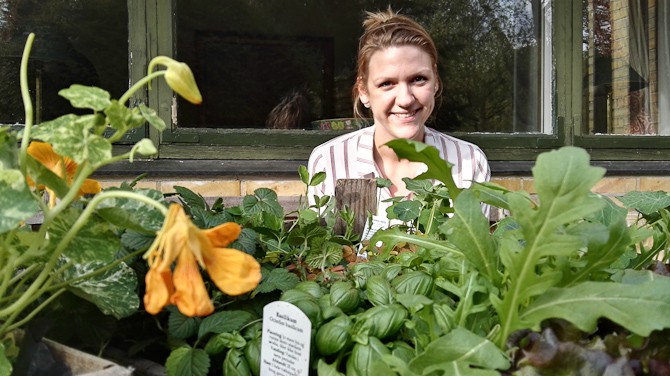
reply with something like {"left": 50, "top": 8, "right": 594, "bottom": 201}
{"left": 144, "top": 0, "right": 175, "bottom": 153}
{"left": 553, "top": 0, "right": 582, "bottom": 146}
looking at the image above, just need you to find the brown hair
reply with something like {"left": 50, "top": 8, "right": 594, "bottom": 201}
{"left": 265, "top": 90, "right": 310, "bottom": 129}
{"left": 352, "top": 7, "right": 443, "bottom": 119}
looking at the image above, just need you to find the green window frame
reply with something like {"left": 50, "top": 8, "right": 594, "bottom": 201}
{"left": 122, "top": 0, "right": 670, "bottom": 176}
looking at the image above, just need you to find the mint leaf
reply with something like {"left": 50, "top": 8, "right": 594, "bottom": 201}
{"left": 166, "top": 346, "right": 210, "bottom": 376}
{"left": 198, "top": 310, "right": 256, "bottom": 338}
{"left": 168, "top": 308, "right": 200, "bottom": 339}
{"left": 251, "top": 267, "right": 299, "bottom": 297}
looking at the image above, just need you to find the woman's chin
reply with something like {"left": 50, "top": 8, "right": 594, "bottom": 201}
{"left": 390, "top": 123, "right": 425, "bottom": 140}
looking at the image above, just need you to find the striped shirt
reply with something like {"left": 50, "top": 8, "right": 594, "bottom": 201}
{"left": 307, "top": 125, "right": 491, "bottom": 217}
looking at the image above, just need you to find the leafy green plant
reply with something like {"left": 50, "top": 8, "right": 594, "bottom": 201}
{"left": 362, "top": 141, "right": 670, "bottom": 372}
{"left": 146, "top": 176, "right": 364, "bottom": 375}
{"left": 220, "top": 141, "right": 670, "bottom": 375}
{"left": 72, "top": 139, "right": 670, "bottom": 375}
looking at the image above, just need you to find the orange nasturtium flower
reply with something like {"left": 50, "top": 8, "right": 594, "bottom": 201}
{"left": 27, "top": 141, "right": 101, "bottom": 206}
{"left": 143, "top": 204, "right": 261, "bottom": 317}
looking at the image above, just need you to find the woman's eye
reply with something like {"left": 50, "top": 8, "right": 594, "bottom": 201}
{"left": 414, "top": 76, "right": 428, "bottom": 83}
{"left": 378, "top": 81, "right": 392, "bottom": 88}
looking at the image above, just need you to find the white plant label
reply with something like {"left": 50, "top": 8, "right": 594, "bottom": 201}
{"left": 260, "top": 301, "right": 311, "bottom": 376}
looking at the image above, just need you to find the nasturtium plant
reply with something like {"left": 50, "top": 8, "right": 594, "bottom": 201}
{"left": 0, "top": 33, "right": 230, "bottom": 375}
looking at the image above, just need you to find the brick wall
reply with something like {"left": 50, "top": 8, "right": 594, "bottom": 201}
{"left": 96, "top": 175, "right": 670, "bottom": 213}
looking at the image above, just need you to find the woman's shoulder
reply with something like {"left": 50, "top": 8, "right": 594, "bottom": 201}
{"left": 310, "top": 126, "right": 373, "bottom": 154}
{"left": 425, "top": 127, "right": 485, "bottom": 152}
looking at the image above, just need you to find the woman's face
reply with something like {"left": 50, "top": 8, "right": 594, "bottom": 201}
{"left": 359, "top": 45, "right": 438, "bottom": 142}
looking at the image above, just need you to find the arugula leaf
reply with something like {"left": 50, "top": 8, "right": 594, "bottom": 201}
{"left": 563, "top": 214, "right": 633, "bottom": 285}
{"left": 441, "top": 189, "right": 500, "bottom": 285}
{"left": 385, "top": 139, "right": 461, "bottom": 198}
{"left": 408, "top": 327, "right": 509, "bottom": 374}
{"left": 492, "top": 146, "right": 606, "bottom": 347}
{"left": 370, "top": 227, "right": 463, "bottom": 259}
{"left": 520, "top": 277, "right": 670, "bottom": 337}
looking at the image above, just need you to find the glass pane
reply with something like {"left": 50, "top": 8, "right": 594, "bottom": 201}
{"left": 0, "top": 0, "right": 128, "bottom": 124}
{"left": 582, "top": 0, "right": 667, "bottom": 135}
{"left": 175, "top": 0, "right": 549, "bottom": 133}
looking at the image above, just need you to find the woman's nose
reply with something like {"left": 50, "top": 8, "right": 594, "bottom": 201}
{"left": 396, "top": 84, "right": 415, "bottom": 106}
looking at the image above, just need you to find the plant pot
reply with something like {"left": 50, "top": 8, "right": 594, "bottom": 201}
{"left": 12, "top": 330, "right": 134, "bottom": 376}
{"left": 310, "top": 118, "right": 372, "bottom": 130}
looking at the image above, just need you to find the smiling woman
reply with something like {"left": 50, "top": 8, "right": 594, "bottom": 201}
{"left": 307, "top": 8, "right": 491, "bottom": 221}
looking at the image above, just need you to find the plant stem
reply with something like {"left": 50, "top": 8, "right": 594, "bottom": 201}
{"left": 44, "top": 162, "right": 96, "bottom": 222}
{"left": 18, "top": 162, "right": 97, "bottom": 262}
{"left": 18, "top": 33, "right": 35, "bottom": 178}
{"left": 119, "top": 71, "right": 165, "bottom": 105}
{"left": 0, "top": 190, "right": 166, "bottom": 320}
{"left": 1, "top": 288, "right": 66, "bottom": 335}
{"left": 0, "top": 228, "right": 17, "bottom": 282}
{"left": 0, "top": 266, "right": 40, "bottom": 306}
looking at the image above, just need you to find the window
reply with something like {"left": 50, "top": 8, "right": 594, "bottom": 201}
{"left": 173, "top": 0, "right": 551, "bottom": 134}
{"left": 0, "top": 0, "right": 128, "bottom": 125}
{"left": 582, "top": 0, "right": 669, "bottom": 135}
{"left": 2, "top": 1, "right": 670, "bottom": 167}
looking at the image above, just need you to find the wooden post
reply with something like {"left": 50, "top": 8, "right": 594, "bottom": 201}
{"left": 334, "top": 179, "right": 377, "bottom": 236}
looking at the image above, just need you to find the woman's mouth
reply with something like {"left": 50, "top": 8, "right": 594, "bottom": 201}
{"left": 392, "top": 109, "right": 419, "bottom": 119}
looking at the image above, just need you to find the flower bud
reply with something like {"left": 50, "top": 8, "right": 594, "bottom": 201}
{"left": 149, "top": 56, "right": 202, "bottom": 104}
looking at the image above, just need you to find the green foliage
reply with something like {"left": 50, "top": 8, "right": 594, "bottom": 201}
{"left": 520, "top": 278, "right": 670, "bottom": 336}
{"left": 246, "top": 140, "right": 670, "bottom": 375}
{"left": 89, "top": 138, "right": 670, "bottom": 375}
{"left": 0, "top": 34, "right": 203, "bottom": 370}
{"left": 165, "top": 346, "right": 210, "bottom": 376}
{"left": 251, "top": 267, "right": 299, "bottom": 297}
{"left": 4, "top": 31, "right": 665, "bottom": 373}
